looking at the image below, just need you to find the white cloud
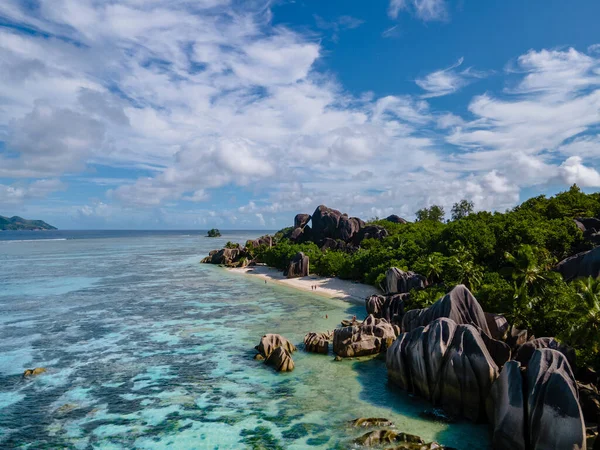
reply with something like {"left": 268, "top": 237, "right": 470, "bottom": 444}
{"left": 558, "top": 156, "right": 600, "bottom": 187}
{"left": 388, "top": 0, "right": 448, "bottom": 21}
{"left": 0, "top": 179, "right": 65, "bottom": 205}
{"left": 416, "top": 58, "right": 487, "bottom": 98}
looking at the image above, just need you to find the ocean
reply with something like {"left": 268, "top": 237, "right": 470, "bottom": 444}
{"left": 0, "top": 230, "right": 490, "bottom": 449}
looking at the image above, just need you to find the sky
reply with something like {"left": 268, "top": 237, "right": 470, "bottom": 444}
{"left": 0, "top": 0, "right": 600, "bottom": 230}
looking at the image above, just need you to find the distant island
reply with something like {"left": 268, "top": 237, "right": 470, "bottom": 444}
{"left": 207, "top": 228, "right": 221, "bottom": 237}
{"left": 0, "top": 215, "right": 57, "bottom": 231}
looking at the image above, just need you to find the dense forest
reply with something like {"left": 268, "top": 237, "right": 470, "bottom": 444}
{"left": 248, "top": 185, "right": 600, "bottom": 369}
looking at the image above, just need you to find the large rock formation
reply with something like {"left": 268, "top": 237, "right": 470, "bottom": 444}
{"left": 337, "top": 215, "right": 365, "bottom": 242}
{"left": 333, "top": 315, "right": 396, "bottom": 357}
{"left": 285, "top": 252, "right": 309, "bottom": 278}
{"left": 354, "top": 225, "right": 388, "bottom": 244}
{"left": 575, "top": 217, "right": 600, "bottom": 245}
{"left": 384, "top": 215, "right": 408, "bottom": 224}
{"left": 556, "top": 245, "right": 600, "bottom": 281}
{"left": 438, "top": 324, "right": 499, "bottom": 421}
{"left": 311, "top": 205, "right": 343, "bottom": 243}
{"left": 246, "top": 235, "right": 273, "bottom": 248}
{"left": 387, "top": 318, "right": 499, "bottom": 422}
{"left": 294, "top": 213, "right": 311, "bottom": 229}
{"left": 485, "top": 312, "right": 509, "bottom": 341}
{"left": 486, "top": 360, "right": 527, "bottom": 450}
{"left": 526, "top": 349, "right": 586, "bottom": 450}
{"left": 255, "top": 334, "right": 297, "bottom": 359}
{"left": 201, "top": 247, "right": 249, "bottom": 267}
{"left": 401, "top": 285, "right": 491, "bottom": 336}
{"left": 365, "top": 293, "right": 408, "bottom": 326}
{"left": 486, "top": 349, "right": 587, "bottom": 450}
{"left": 514, "top": 337, "right": 576, "bottom": 369}
{"left": 304, "top": 332, "right": 331, "bottom": 354}
{"left": 382, "top": 268, "right": 428, "bottom": 295}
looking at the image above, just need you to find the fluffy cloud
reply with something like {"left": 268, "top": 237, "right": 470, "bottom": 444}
{"left": 558, "top": 156, "right": 600, "bottom": 187}
{"left": 0, "top": 179, "right": 65, "bottom": 205}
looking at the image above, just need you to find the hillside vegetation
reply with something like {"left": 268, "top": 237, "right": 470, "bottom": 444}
{"left": 250, "top": 185, "right": 600, "bottom": 368}
{"left": 0, "top": 215, "right": 57, "bottom": 231}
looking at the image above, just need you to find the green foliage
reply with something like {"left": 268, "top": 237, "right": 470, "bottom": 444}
{"left": 451, "top": 199, "right": 474, "bottom": 221}
{"left": 415, "top": 205, "right": 445, "bottom": 223}
{"left": 207, "top": 228, "right": 221, "bottom": 237}
{"left": 252, "top": 186, "right": 600, "bottom": 368}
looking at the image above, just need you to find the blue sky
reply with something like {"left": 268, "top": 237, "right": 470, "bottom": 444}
{"left": 0, "top": 0, "right": 599, "bottom": 229}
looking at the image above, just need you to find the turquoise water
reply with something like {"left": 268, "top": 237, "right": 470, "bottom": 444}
{"left": 0, "top": 231, "right": 490, "bottom": 449}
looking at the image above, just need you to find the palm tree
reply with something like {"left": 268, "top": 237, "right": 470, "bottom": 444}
{"left": 454, "top": 257, "right": 483, "bottom": 291}
{"left": 419, "top": 253, "right": 444, "bottom": 284}
{"left": 565, "top": 277, "right": 600, "bottom": 352}
{"left": 503, "top": 245, "right": 549, "bottom": 294}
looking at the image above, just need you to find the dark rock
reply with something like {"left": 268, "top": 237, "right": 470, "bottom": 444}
{"left": 294, "top": 213, "right": 311, "bottom": 229}
{"left": 255, "top": 334, "right": 297, "bottom": 359}
{"left": 354, "top": 225, "right": 389, "bottom": 244}
{"left": 246, "top": 235, "right": 273, "bottom": 248}
{"left": 254, "top": 354, "right": 265, "bottom": 361}
{"left": 265, "top": 346, "right": 295, "bottom": 372}
{"left": 23, "top": 367, "right": 47, "bottom": 377}
{"left": 577, "top": 366, "right": 598, "bottom": 385}
{"left": 349, "top": 417, "right": 393, "bottom": 428}
{"left": 290, "top": 225, "right": 312, "bottom": 243}
{"left": 401, "top": 285, "right": 491, "bottom": 337}
{"left": 334, "top": 355, "right": 342, "bottom": 361}
{"left": 202, "top": 247, "right": 243, "bottom": 265}
{"left": 526, "top": 349, "right": 586, "bottom": 450}
{"left": 304, "top": 332, "right": 331, "bottom": 354}
{"left": 578, "top": 382, "right": 600, "bottom": 423}
{"left": 506, "top": 325, "right": 529, "bottom": 349}
{"left": 514, "top": 337, "right": 576, "bottom": 369}
{"left": 556, "top": 246, "right": 600, "bottom": 281}
{"left": 311, "top": 205, "right": 343, "bottom": 242}
{"left": 485, "top": 312, "right": 509, "bottom": 341}
{"left": 366, "top": 293, "right": 409, "bottom": 326}
{"left": 576, "top": 217, "right": 600, "bottom": 233}
{"left": 486, "top": 361, "right": 527, "bottom": 450}
{"left": 437, "top": 324, "right": 499, "bottom": 422}
{"left": 337, "top": 215, "right": 365, "bottom": 242}
{"left": 387, "top": 318, "right": 457, "bottom": 402}
{"left": 419, "top": 409, "right": 455, "bottom": 424}
{"left": 285, "top": 252, "right": 309, "bottom": 278}
{"left": 333, "top": 315, "right": 396, "bottom": 357}
{"left": 480, "top": 332, "right": 512, "bottom": 369}
{"left": 382, "top": 268, "right": 428, "bottom": 295}
{"left": 385, "top": 214, "right": 408, "bottom": 224}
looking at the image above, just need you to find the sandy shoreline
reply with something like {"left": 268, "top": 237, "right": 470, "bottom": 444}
{"left": 227, "top": 265, "right": 380, "bottom": 306}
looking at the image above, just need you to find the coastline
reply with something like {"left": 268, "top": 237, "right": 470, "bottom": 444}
{"left": 227, "top": 265, "right": 380, "bottom": 306}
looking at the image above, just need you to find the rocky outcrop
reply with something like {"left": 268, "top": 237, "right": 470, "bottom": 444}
{"left": 487, "top": 349, "right": 586, "bottom": 450}
{"left": 337, "top": 215, "right": 365, "bottom": 242}
{"left": 265, "top": 346, "right": 295, "bottom": 372}
{"left": 294, "top": 213, "right": 311, "bottom": 229}
{"left": 354, "top": 430, "right": 424, "bottom": 446}
{"left": 290, "top": 225, "right": 312, "bottom": 243}
{"left": 354, "top": 225, "right": 388, "bottom": 244}
{"left": 304, "top": 332, "right": 331, "bottom": 354}
{"left": 575, "top": 217, "right": 600, "bottom": 245}
{"left": 486, "top": 361, "right": 526, "bottom": 450}
{"left": 387, "top": 319, "right": 499, "bottom": 422}
{"left": 485, "top": 312, "right": 509, "bottom": 341}
{"left": 246, "top": 235, "right": 273, "bottom": 248}
{"left": 333, "top": 315, "right": 396, "bottom": 357}
{"left": 201, "top": 247, "right": 250, "bottom": 267}
{"left": 349, "top": 418, "right": 394, "bottom": 428}
{"left": 438, "top": 324, "right": 499, "bottom": 421}
{"left": 255, "top": 334, "right": 297, "bottom": 359}
{"left": 365, "top": 293, "right": 408, "bottom": 326}
{"left": 556, "top": 245, "right": 600, "bottom": 281}
{"left": 506, "top": 325, "right": 530, "bottom": 349}
{"left": 526, "top": 349, "right": 586, "bottom": 450}
{"left": 578, "top": 382, "right": 600, "bottom": 423}
{"left": 401, "top": 285, "right": 491, "bottom": 336}
{"left": 311, "top": 205, "right": 343, "bottom": 243}
{"left": 384, "top": 215, "right": 408, "bottom": 224}
{"left": 514, "top": 337, "right": 576, "bottom": 369}
{"left": 285, "top": 252, "right": 309, "bottom": 278}
{"left": 382, "top": 268, "right": 428, "bottom": 295}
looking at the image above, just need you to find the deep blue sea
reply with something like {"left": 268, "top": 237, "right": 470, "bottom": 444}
{"left": 0, "top": 230, "right": 489, "bottom": 449}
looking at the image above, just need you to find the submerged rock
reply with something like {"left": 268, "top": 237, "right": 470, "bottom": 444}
{"left": 23, "top": 367, "right": 46, "bottom": 377}
{"left": 304, "top": 332, "right": 331, "bottom": 354}
{"left": 265, "top": 346, "right": 295, "bottom": 372}
{"left": 333, "top": 315, "right": 396, "bottom": 357}
{"left": 354, "top": 429, "right": 424, "bottom": 446}
{"left": 349, "top": 417, "right": 394, "bottom": 428}
{"left": 382, "top": 268, "right": 427, "bottom": 295}
{"left": 255, "top": 334, "right": 297, "bottom": 359}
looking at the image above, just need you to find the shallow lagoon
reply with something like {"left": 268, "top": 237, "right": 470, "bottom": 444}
{"left": 0, "top": 231, "right": 490, "bottom": 448}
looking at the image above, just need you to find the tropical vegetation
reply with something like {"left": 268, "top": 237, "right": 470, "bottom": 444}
{"left": 207, "top": 228, "right": 222, "bottom": 237}
{"left": 249, "top": 185, "right": 600, "bottom": 369}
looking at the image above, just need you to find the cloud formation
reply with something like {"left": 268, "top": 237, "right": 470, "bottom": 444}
{"left": 0, "top": 2, "right": 599, "bottom": 228}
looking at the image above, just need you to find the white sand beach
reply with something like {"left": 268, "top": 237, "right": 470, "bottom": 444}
{"left": 227, "top": 265, "right": 381, "bottom": 305}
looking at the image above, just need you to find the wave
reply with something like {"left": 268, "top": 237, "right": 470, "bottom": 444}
{"left": 1, "top": 238, "right": 68, "bottom": 243}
